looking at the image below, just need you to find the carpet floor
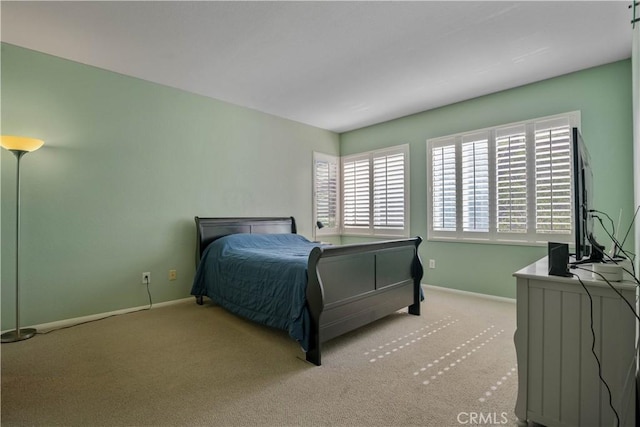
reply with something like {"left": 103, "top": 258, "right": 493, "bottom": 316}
{"left": 1, "top": 286, "right": 518, "bottom": 426}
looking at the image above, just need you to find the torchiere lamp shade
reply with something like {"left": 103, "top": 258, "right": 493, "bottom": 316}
{"left": 0, "top": 135, "right": 44, "bottom": 152}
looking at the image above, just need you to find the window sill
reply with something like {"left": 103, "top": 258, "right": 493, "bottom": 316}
{"left": 341, "top": 232, "right": 410, "bottom": 239}
{"left": 426, "top": 235, "right": 570, "bottom": 248}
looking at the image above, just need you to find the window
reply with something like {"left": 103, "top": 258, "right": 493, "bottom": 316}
{"left": 313, "top": 152, "right": 340, "bottom": 236}
{"left": 496, "top": 124, "right": 527, "bottom": 234}
{"left": 461, "top": 132, "right": 490, "bottom": 232}
{"left": 432, "top": 143, "right": 456, "bottom": 232}
{"left": 342, "top": 144, "right": 410, "bottom": 237}
{"left": 427, "top": 112, "right": 580, "bottom": 244}
{"left": 342, "top": 156, "right": 370, "bottom": 229}
{"left": 534, "top": 118, "right": 573, "bottom": 235}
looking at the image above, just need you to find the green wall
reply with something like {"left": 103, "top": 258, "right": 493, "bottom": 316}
{"left": 341, "top": 60, "right": 634, "bottom": 299}
{"left": 1, "top": 44, "right": 339, "bottom": 328}
{"left": 1, "top": 43, "right": 633, "bottom": 329}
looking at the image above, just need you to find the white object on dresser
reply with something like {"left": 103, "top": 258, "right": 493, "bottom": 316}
{"left": 513, "top": 257, "right": 637, "bottom": 427}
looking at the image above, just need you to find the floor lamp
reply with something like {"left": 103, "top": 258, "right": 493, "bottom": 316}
{"left": 1, "top": 135, "right": 44, "bottom": 343}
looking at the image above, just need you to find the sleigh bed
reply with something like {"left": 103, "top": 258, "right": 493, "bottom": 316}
{"left": 191, "top": 216, "right": 423, "bottom": 366}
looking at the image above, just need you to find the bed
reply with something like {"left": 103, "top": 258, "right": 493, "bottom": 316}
{"left": 191, "top": 216, "right": 424, "bottom": 366}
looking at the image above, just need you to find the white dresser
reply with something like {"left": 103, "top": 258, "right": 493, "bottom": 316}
{"left": 513, "top": 257, "right": 637, "bottom": 427}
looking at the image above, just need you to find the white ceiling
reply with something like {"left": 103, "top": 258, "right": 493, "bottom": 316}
{"left": 0, "top": 1, "right": 633, "bottom": 133}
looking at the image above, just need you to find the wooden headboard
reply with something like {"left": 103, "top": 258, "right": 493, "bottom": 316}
{"left": 194, "top": 216, "right": 297, "bottom": 265}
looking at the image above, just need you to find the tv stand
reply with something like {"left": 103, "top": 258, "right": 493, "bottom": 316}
{"left": 569, "top": 254, "right": 602, "bottom": 266}
{"left": 513, "top": 257, "right": 636, "bottom": 427}
{"left": 571, "top": 238, "right": 605, "bottom": 266}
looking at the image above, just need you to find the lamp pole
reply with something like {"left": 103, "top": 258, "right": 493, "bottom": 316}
{"left": 1, "top": 149, "right": 37, "bottom": 342}
{"left": 0, "top": 135, "right": 44, "bottom": 342}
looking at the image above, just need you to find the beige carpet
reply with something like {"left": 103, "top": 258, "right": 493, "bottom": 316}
{"left": 1, "top": 286, "right": 518, "bottom": 426}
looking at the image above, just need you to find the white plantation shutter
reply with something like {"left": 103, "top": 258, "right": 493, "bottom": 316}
{"left": 343, "top": 145, "right": 409, "bottom": 236}
{"left": 535, "top": 118, "right": 573, "bottom": 234}
{"left": 432, "top": 143, "right": 456, "bottom": 231}
{"left": 343, "top": 156, "right": 370, "bottom": 228}
{"left": 427, "top": 111, "right": 579, "bottom": 244}
{"left": 461, "top": 134, "right": 489, "bottom": 232}
{"left": 313, "top": 153, "right": 339, "bottom": 234}
{"left": 373, "top": 152, "right": 405, "bottom": 229}
{"left": 496, "top": 125, "right": 527, "bottom": 233}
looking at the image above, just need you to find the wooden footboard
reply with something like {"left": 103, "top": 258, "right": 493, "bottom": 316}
{"left": 305, "top": 237, "right": 423, "bottom": 366}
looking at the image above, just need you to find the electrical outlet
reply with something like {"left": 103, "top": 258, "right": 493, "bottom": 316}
{"left": 429, "top": 259, "right": 436, "bottom": 269}
{"left": 169, "top": 269, "right": 177, "bottom": 281}
{"left": 142, "top": 272, "right": 151, "bottom": 284}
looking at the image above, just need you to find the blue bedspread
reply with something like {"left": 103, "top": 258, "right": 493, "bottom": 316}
{"left": 190, "top": 233, "right": 321, "bottom": 351}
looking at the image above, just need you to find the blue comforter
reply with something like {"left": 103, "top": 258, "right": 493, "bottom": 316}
{"left": 190, "top": 233, "right": 321, "bottom": 351}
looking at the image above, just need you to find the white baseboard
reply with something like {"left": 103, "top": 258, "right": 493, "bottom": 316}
{"left": 2, "top": 297, "right": 194, "bottom": 334}
{"left": 422, "top": 283, "right": 516, "bottom": 304}
{"left": 5, "top": 287, "right": 513, "bottom": 334}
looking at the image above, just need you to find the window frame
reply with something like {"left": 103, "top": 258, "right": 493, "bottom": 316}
{"left": 312, "top": 151, "right": 340, "bottom": 237}
{"left": 426, "top": 111, "right": 580, "bottom": 245}
{"left": 342, "top": 144, "right": 410, "bottom": 238}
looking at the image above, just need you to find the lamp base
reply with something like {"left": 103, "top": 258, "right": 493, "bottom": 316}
{"left": 1, "top": 328, "right": 36, "bottom": 343}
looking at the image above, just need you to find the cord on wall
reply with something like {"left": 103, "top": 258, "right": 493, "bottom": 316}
{"left": 591, "top": 206, "right": 640, "bottom": 281}
{"left": 144, "top": 275, "right": 153, "bottom": 309}
{"left": 37, "top": 276, "right": 154, "bottom": 335}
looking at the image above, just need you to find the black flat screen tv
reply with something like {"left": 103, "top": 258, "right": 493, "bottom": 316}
{"left": 572, "top": 127, "right": 603, "bottom": 264}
